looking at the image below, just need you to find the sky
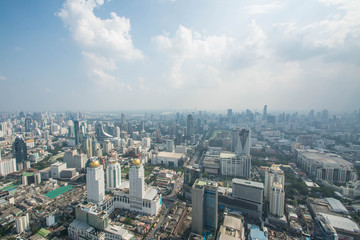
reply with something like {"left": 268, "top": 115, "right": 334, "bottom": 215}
{"left": 0, "top": 0, "right": 359, "bottom": 113}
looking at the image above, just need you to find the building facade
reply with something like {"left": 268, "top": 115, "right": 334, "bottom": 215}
{"left": 86, "top": 160, "right": 105, "bottom": 204}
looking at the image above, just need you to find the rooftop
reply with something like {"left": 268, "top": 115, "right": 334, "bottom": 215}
{"left": 220, "top": 152, "right": 236, "bottom": 159}
{"left": 232, "top": 178, "right": 264, "bottom": 189}
{"left": 326, "top": 198, "right": 349, "bottom": 214}
{"left": 297, "top": 149, "right": 353, "bottom": 168}
{"left": 157, "top": 152, "right": 184, "bottom": 158}
{"left": 45, "top": 185, "right": 74, "bottom": 199}
{"left": 320, "top": 213, "right": 360, "bottom": 233}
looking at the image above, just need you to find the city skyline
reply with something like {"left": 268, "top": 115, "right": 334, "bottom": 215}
{"left": 0, "top": 0, "right": 359, "bottom": 112}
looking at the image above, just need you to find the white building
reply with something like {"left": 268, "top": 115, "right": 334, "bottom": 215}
{"left": 153, "top": 152, "right": 184, "bottom": 167}
{"left": 0, "top": 158, "right": 16, "bottom": 176}
{"left": 166, "top": 140, "right": 174, "bottom": 152}
{"left": 64, "top": 149, "right": 87, "bottom": 170}
{"left": 50, "top": 162, "right": 67, "bottom": 179}
{"left": 264, "top": 164, "right": 285, "bottom": 202}
{"left": 297, "top": 149, "right": 356, "bottom": 183}
{"left": 231, "top": 128, "right": 251, "bottom": 156}
{"left": 141, "top": 137, "right": 151, "bottom": 151}
{"left": 46, "top": 214, "right": 55, "bottom": 227}
{"left": 103, "top": 140, "right": 113, "bottom": 155}
{"left": 15, "top": 213, "right": 29, "bottom": 234}
{"left": 130, "top": 159, "right": 145, "bottom": 201}
{"left": 269, "top": 182, "right": 285, "bottom": 217}
{"left": 220, "top": 152, "right": 251, "bottom": 178}
{"left": 106, "top": 159, "right": 121, "bottom": 190}
{"left": 86, "top": 160, "right": 105, "bottom": 204}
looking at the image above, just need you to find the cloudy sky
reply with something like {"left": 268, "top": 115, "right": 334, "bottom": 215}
{"left": 0, "top": 0, "right": 359, "bottom": 113}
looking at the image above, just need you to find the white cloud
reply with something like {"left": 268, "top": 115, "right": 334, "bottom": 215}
{"left": 0, "top": 74, "right": 7, "bottom": 81}
{"left": 57, "top": 0, "right": 142, "bottom": 91}
{"left": 244, "top": 2, "right": 282, "bottom": 14}
{"left": 152, "top": 22, "right": 269, "bottom": 89}
{"left": 275, "top": 0, "right": 360, "bottom": 49}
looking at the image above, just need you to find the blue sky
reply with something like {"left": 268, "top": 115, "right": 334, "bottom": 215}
{"left": 0, "top": 0, "right": 359, "bottom": 113}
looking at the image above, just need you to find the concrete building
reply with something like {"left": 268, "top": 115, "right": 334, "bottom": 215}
{"left": 141, "top": 137, "right": 151, "bottom": 151}
{"left": 166, "top": 140, "right": 174, "bottom": 152}
{"left": 50, "top": 162, "right": 67, "bottom": 179}
{"left": 187, "top": 114, "right": 194, "bottom": 140}
{"left": 106, "top": 159, "right": 121, "bottom": 190}
{"left": 183, "top": 165, "right": 201, "bottom": 200}
{"left": 297, "top": 149, "right": 357, "bottom": 183}
{"left": 269, "top": 182, "right": 285, "bottom": 217}
{"left": 264, "top": 165, "right": 285, "bottom": 202}
{"left": 231, "top": 128, "right": 251, "bottom": 156}
{"left": 220, "top": 153, "right": 251, "bottom": 178}
{"left": 86, "top": 160, "right": 105, "bottom": 204}
{"left": 175, "top": 145, "right": 187, "bottom": 154}
{"left": 129, "top": 159, "right": 145, "bottom": 202}
{"left": 218, "top": 214, "right": 245, "bottom": 240}
{"left": 192, "top": 179, "right": 218, "bottom": 235}
{"left": 232, "top": 179, "right": 264, "bottom": 211}
{"left": 64, "top": 149, "right": 87, "bottom": 170}
{"left": 13, "top": 135, "right": 27, "bottom": 164}
{"left": 15, "top": 213, "right": 29, "bottom": 234}
{"left": 153, "top": 152, "right": 184, "bottom": 167}
{"left": 0, "top": 158, "right": 16, "bottom": 176}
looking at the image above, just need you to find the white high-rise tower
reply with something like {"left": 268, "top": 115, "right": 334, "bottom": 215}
{"left": 264, "top": 164, "right": 285, "bottom": 202}
{"left": 106, "top": 159, "right": 121, "bottom": 190}
{"left": 129, "top": 159, "right": 145, "bottom": 200}
{"left": 86, "top": 160, "right": 105, "bottom": 204}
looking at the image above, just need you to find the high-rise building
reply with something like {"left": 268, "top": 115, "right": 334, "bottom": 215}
{"left": 227, "top": 109, "right": 232, "bottom": 122}
{"left": 129, "top": 159, "right": 145, "bottom": 201}
{"left": 264, "top": 164, "right": 285, "bottom": 202}
{"left": 192, "top": 179, "right": 218, "bottom": 235}
{"left": 25, "top": 117, "right": 32, "bottom": 132}
{"left": 13, "top": 136, "right": 27, "bottom": 164}
{"left": 114, "top": 126, "right": 120, "bottom": 138}
{"left": 0, "top": 158, "right": 17, "bottom": 176}
{"left": 263, "top": 105, "right": 268, "bottom": 120}
{"left": 106, "top": 159, "right": 121, "bottom": 190}
{"left": 187, "top": 114, "right": 194, "bottom": 140}
{"left": 64, "top": 149, "right": 87, "bottom": 170}
{"left": 15, "top": 213, "right": 29, "bottom": 234}
{"left": 231, "top": 128, "right": 251, "bottom": 156}
{"left": 220, "top": 153, "right": 251, "bottom": 178}
{"left": 86, "top": 160, "right": 105, "bottom": 204}
{"left": 74, "top": 120, "right": 80, "bottom": 146}
{"left": 82, "top": 135, "right": 93, "bottom": 158}
{"left": 269, "top": 182, "right": 285, "bottom": 217}
{"left": 166, "top": 139, "right": 174, "bottom": 152}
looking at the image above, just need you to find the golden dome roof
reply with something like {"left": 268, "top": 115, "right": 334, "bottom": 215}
{"left": 109, "top": 159, "right": 118, "bottom": 164}
{"left": 90, "top": 160, "right": 100, "bottom": 168}
{"left": 132, "top": 159, "right": 141, "bottom": 166}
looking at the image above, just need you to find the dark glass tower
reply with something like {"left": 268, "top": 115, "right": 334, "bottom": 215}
{"left": 13, "top": 136, "right": 27, "bottom": 164}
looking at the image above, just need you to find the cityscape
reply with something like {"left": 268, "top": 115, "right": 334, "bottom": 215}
{"left": 1, "top": 0, "right": 360, "bottom": 240}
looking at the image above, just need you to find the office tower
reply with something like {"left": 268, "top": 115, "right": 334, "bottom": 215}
{"left": 269, "top": 182, "right": 285, "bottom": 217}
{"left": 192, "top": 179, "right": 218, "bottom": 235}
{"left": 166, "top": 139, "right": 174, "bottom": 152}
{"left": 129, "top": 159, "right": 145, "bottom": 201}
{"left": 114, "top": 126, "right": 120, "bottom": 138}
{"left": 13, "top": 136, "right": 27, "bottom": 164}
{"left": 64, "top": 149, "right": 87, "bottom": 170}
{"left": 264, "top": 164, "right": 285, "bottom": 202}
{"left": 74, "top": 120, "right": 80, "bottom": 145}
{"left": 82, "top": 135, "right": 93, "bottom": 158}
{"left": 141, "top": 137, "right": 151, "bottom": 150}
{"left": 220, "top": 155, "right": 251, "bottom": 178}
{"left": 263, "top": 105, "right": 268, "bottom": 120}
{"left": 86, "top": 160, "right": 105, "bottom": 204}
{"left": 227, "top": 109, "right": 232, "bottom": 122}
{"left": 103, "top": 139, "right": 113, "bottom": 155}
{"left": 121, "top": 113, "right": 126, "bottom": 124}
{"left": 106, "top": 159, "right": 121, "bottom": 189}
{"left": 15, "top": 213, "right": 29, "bottom": 233}
{"left": 187, "top": 114, "right": 194, "bottom": 140}
{"left": 25, "top": 117, "right": 32, "bottom": 132}
{"left": 0, "top": 158, "right": 17, "bottom": 176}
{"left": 44, "top": 130, "right": 50, "bottom": 141}
{"left": 231, "top": 128, "right": 251, "bottom": 156}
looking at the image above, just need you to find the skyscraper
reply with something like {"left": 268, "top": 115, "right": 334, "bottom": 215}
{"left": 13, "top": 136, "right": 27, "bottom": 164}
{"left": 192, "top": 179, "right": 218, "bottom": 235}
{"left": 231, "top": 128, "right": 251, "bottom": 156}
{"left": 264, "top": 164, "right": 285, "bottom": 218}
{"left": 227, "top": 109, "right": 232, "bottom": 122}
{"left": 106, "top": 159, "right": 121, "bottom": 190}
{"left": 86, "top": 160, "right": 105, "bottom": 204}
{"left": 25, "top": 117, "right": 32, "bottom": 132}
{"left": 186, "top": 114, "right": 194, "bottom": 140}
{"left": 263, "top": 105, "right": 268, "bottom": 120}
{"left": 129, "top": 159, "right": 145, "bottom": 210}
{"left": 264, "top": 164, "right": 285, "bottom": 202}
{"left": 74, "top": 120, "right": 80, "bottom": 146}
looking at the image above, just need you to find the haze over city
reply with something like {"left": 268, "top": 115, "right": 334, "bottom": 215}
{"left": 1, "top": 0, "right": 359, "bottom": 112}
